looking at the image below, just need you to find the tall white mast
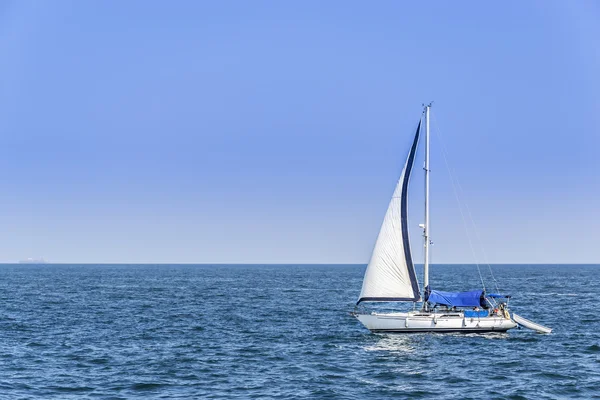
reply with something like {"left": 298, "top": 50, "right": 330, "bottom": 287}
{"left": 423, "top": 104, "right": 431, "bottom": 302}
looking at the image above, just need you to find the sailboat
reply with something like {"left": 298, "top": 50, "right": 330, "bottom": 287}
{"left": 353, "top": 104, "right": 549, "bottom": 334}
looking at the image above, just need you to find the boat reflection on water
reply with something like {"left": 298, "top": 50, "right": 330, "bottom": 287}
{"left": 363, "top": 334, "right": 419, "bottom": 354}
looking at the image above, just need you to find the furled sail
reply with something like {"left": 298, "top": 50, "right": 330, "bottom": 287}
{"left": 357, "top": 121, "right": 421, "bottom": 304}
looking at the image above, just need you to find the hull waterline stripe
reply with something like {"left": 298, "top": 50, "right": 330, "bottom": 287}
{"left": 370, "top": 328, "right": 512, "bottom": 333}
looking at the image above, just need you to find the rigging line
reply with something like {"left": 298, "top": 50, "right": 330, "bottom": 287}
{"left": 430, "top": 113, "right": 500, "bottom": 293}
{"left": 453, "top": 178, "right": 501, "bottom": 293}
{"left": 429, "top": 112, "right": 485, "bottom": 292}
{"left": 432, "top": 113, "right": 500, "bottom": 293}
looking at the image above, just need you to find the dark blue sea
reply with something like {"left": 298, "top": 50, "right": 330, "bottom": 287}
{"left": 0, "top": 264, "right": 598, "bottom": 399}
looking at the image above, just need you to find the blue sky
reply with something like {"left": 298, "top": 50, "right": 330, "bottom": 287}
{"left": 0, "top": 1, "right": 598, "bottom": 263}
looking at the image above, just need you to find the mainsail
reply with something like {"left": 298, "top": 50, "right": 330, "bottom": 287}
{"left": 357, "top": 121, "right": 421, "bottom": 304}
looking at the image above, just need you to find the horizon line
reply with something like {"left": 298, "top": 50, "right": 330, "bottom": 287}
{"left": 2, "top": 262, "right": 599, "bottom": 266}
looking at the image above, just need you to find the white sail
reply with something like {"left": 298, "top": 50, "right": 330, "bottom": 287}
{"left": 357, "top": 122, "right": 421, "bottom": 303}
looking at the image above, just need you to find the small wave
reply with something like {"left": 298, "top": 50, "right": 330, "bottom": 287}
{"left": 25, "top": 342, "right": 45, "bottom": 347}
{"left": 89, "top": 357, "right": 110, "bottom": 364}
{"left": 534, "top": 293, "right": 578, "bottom": 297}
{"left": 48, "top": 386, "right": 95, "bottom": 393}
{"left": 130, "top": 382, "right": 167, "bottom": 391}
{"left": 536, "top": 371, "right": 570, "bottom": 380}
{"left": 585, "top": 344, "right": 600, "bottom": 353}
{"left": 509, "top": 336, "right": 540, "bottom": 343}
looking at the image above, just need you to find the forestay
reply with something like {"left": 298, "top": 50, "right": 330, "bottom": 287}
{"left": 357, "top": 122, "right": 422, "bottom": 304}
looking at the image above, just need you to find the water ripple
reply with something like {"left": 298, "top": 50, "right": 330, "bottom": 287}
{"left": 0, "top": 264, "right": 598, "bottom": 399}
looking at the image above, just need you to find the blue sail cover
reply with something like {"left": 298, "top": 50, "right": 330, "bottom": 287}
{"left": 427, "top": 290, "right": 483, "bottom": 307}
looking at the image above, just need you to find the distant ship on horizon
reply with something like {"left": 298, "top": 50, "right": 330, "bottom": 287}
{"left": 18, "top": 258, "right": 48, "bottom": 264}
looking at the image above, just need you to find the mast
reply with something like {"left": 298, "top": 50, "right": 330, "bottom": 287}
{"left": 423, "top": 104, "right": 431, "bottom": 304}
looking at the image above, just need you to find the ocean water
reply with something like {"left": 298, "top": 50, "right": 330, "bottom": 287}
{"left": 0, "top": 264, "right": 598, "bottom": 399}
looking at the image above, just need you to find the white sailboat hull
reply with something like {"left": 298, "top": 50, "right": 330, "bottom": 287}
{"left": 355, "top": 311, "right": 517, "bottom": 333}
